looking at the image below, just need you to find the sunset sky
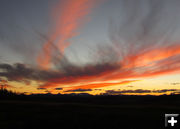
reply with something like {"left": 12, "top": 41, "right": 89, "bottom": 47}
{"left": 0, "top": 0, "right": 180, "bottom": 95}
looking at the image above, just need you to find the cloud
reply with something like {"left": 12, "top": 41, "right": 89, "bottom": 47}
{"left": 127, "top": 85, "right": 134, "bottom": 88}
{"left": 0, "top": 61, "right": 120, "bottom": 87}
{"left": 104, "top": 89, "right": 180, "bottom": 95}
{"left": 36, "top": 0, "right": 180, "bottom": 89}
{"left": 152, "top": 89, "right": 178, "bottom": 93}
{"left": 0, "top": 63, "right": 54, "bottom": 83}
{"left": 105, "top": 89, "right": 151, "bottom": 94}
{"left": 37, "top": 0, "right": 100, "bottom": 69}
{"left": 37, "top": 88, "right": 46, "bottom": 90}
{"left": 55, "top": 88, "right": 63, "bottom": 90}
{"left": 94, "top": 89, "right": 102, "bottom": 91}
{"left": 0, "top": 63, "right": 33, "bottom": 82}
{"left": 171, "top": 83, "right": 180, "bottom": 85}
{"left": 66, "top": 80, "right": 138, "bottom": 90}
{"left": 65, "top": 88, "right": 92, "bottom": 92}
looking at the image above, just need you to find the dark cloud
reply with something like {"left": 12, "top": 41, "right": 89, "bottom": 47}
{"left": 37, "top": 88, "right": 46, "bottom": 90}
{"left": 152, "top": 89, "right": 177, "bottom": 93}
{"left": 105, "top": 89, "right": 180, "bottom": 95}
{"left": 106, "top": 89, "right": 151, "bottom": 94}
{"left": 0, "top": 60, "right": 120, "bottom": 86}
{"left": 67, "top": 93, "right": 91, "bottom": 96}
{"left": 55, "top": 88, "right": 63, "bottom": 90}
{"left": 65, "top": 88, "right": 92, "bottom": 92}
{"left": 0, "top": 63, "right": 33, "bottom": 81}
{"left": 0, "top": 63, "right": 50, "bottom": 83}
{"left": 94, "top": 89, "right": 102, "bottom": 91}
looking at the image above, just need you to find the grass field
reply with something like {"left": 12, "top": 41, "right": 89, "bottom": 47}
{"left": 0, "top": 94, "right": 180, "bottom": 129}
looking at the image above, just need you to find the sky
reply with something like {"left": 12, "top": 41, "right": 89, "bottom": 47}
{"left": 0, "top": 0, "right": 180, "bottom": 95}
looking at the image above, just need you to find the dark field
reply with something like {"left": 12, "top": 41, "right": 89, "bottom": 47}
{"left": 0, "top": 94, "right": 180, "bottom": 129}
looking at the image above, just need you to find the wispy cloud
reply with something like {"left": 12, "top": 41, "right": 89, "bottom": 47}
{"left": 37, "top": 0, "right": 100, "bottom": 69}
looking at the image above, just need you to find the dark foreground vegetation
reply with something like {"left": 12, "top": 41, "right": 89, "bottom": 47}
{"left": 0, "top": 89, "right": 180, "bottom": 129}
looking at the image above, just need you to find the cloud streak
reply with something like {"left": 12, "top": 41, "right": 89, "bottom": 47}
{"left": 37, "top": 0, "right": 100, "bottom": 69}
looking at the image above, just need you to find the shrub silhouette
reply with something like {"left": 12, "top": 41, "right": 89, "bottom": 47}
{"left": 0, "top": 86, "right": 16, "bottom": 96}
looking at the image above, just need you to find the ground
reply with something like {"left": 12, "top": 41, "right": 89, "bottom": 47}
{"left": 0, "top": 95, "right": 180, "bottom": 129}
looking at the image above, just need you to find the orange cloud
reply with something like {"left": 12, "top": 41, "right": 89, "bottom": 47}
{"left": 39, "top": 43, "right": 180, "bottom": 89}
{"left": 67, "top": 80, "right": 138, "bottom": 90}
{"left": 37, "top": 0, "right": 99, "bottom": 69}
